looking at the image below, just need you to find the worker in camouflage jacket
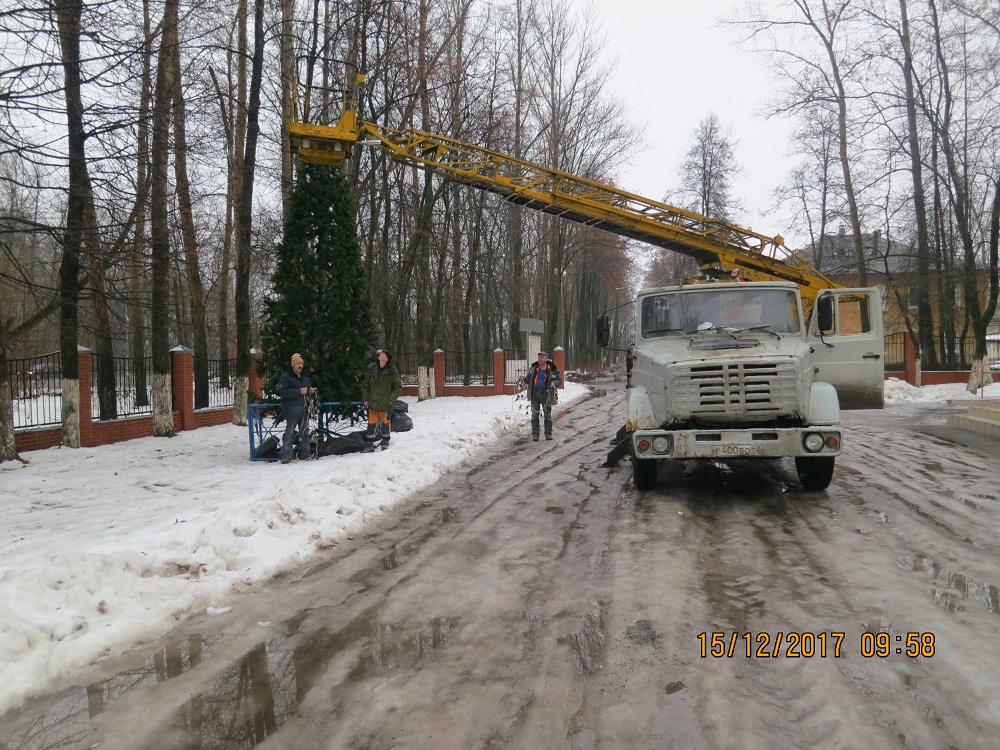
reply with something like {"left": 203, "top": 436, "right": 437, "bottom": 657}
{"left": 363, "top": 348, "right": 403, "bottom": 451}
{"left": 526, "top": 350, "right": 562, "bottom": 441}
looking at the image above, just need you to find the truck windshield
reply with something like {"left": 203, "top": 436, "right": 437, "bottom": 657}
{"left": 641, "top": 288, "right": 802, "bottom": 337}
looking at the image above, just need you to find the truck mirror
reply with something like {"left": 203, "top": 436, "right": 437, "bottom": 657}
{"left": 816, "top": 295, "right": 834, "bottom": 333}
{"left": 597, "top": 315, "right": 611, "bottom": 347}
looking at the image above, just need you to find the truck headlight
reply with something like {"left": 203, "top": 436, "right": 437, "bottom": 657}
{"left": 803, "top": 433, "right": 824, "bottom": 453}
{"left": 652, "top": 436, "right": 672, "bottom": 454}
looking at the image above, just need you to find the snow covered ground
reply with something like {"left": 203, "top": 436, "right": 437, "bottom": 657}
{"left": 1, "top": 377, "right": 997, "bottom": 714}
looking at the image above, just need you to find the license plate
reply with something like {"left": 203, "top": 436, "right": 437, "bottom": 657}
{"left": 711, "top": 445, "right": 765, "bottom": 457}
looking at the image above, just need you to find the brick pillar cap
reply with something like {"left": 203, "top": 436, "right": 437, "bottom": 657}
{"left": 494, "top": 347, "right": 503, "bottom": 352}
{"left": 434, "top": 348, "right": 445, "bottom": 353}
{"left": 554, "top": 346, "right": 564, "bottom": 351}
{"left": 77, "top": 345, "right": 92, "bottom": 353}
{"left": 170, "top": 345, "right": 194, "bottom": 353}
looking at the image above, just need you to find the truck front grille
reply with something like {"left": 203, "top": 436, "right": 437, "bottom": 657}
{"left": 672, "top": 360, "right": 798, "bottom": 418}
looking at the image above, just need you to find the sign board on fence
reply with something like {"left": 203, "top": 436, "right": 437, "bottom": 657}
{"left": 519, "top": 317, "right": 544, "bottom": 334}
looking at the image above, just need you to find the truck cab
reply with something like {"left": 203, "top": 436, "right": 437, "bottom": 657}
{"left": 616, "top": 282, "right": 883, "bottom": 491}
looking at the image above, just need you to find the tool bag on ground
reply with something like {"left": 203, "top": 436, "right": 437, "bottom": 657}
{"left": 390, "top": 411, "right": 413, "bottom": 432}
{"left": 256, "top": 435, "right": 280, "bottom": 459}
{"left": 390, "top": 400, "right": 413, "bottom": 432}
{"left": 318, "top": 430, "right": 368, "bottom": 456}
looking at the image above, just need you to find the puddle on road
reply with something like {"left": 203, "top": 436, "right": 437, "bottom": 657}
{"left": 2, "top": 611, "right": 461, "bottom": 750}
{"left": 347, "top": 616, "right": 459, "bottom": 681}
{"left": 381, "top": 547, "right": 399, "bottom": 570}
{"left": 561, "top": 608, "right": 607, "bottom": 674}
{"left": 625, "top": 619, "right": 661, "bottom": 645}
{"left": 910, "top": 552, "right": 1000, "bottom": 615}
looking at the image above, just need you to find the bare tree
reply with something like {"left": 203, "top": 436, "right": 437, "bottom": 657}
{"left": 734, "top": 0, "right": 871, "bottom": 283}
{"left": 169, "top": 30, "right": 210, "bottom": 410}
{"left": 232, "top": 0, "right": 266, "bottom": 426}
{"left": 677, "top": 112, "right": 743, "bottom": 222}
{"left": 54, "top": 0, "right": 97, "bottom": 448}
{"left": 149, "top": 0, "right": 179, "bottom": 437}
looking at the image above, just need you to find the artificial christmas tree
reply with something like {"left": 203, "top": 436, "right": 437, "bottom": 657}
{"left": 259, "top": 164, "right": 374, "bottom": 404}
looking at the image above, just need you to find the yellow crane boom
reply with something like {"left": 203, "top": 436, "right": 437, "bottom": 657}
{"left": 288, "top": 74, "right": 838, "bottom": 308}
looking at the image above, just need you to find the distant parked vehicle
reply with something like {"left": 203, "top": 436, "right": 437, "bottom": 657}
{"left": 26, "top": 361, "right": 62, "bottom": 396}
{"left": 30, "top": 363, "right": 62, "bottom": 379}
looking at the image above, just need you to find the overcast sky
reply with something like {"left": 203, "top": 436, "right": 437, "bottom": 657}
{"left": 565, "top": 0, "right": 803, "bottom": 247}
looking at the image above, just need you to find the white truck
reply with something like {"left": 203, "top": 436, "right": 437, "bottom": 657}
{"left": 288, "top": 72, "right": 885, "bottom": 493}
{"left": 601, "top": 281, "right": 884, "bottom": 491}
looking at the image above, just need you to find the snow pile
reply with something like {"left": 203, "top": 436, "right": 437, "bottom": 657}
{"left": 0, "top": 385, "right": 587, "bottom": 712}
{"left": 884, "top": 376, "right": 1000, "bottom": 404}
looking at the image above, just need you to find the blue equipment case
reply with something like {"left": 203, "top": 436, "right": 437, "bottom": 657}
{"left": 248, "top": 401, "right": 368, "bottom": 461}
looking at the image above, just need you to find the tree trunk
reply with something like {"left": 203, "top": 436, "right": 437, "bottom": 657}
{"left": 91, "top": 268, "right": 118, "bottom": 420}
{"left": 149, "top": 0, "right": 179, "bottom": 437}
{"left": 279, "top": 0, "right": 295, "bottom": 224}
{"left": 0, "top": 346, "right": 17, "bottom": 462}
{"left": 233, "top": 0, "right": 265, "bottom": 426}
{"left": 897, "top": 0, "right": 935, "bottom": 368}
{"left": 826, "top": 37, "right": 866, "bottom": 285}
{"left": 130, "top": 0, "right": 153, "bottom": 408}
{"left": 170, "top": 37, "right": 210, "bottom": 410}
{"left": 54, "top": 0, "right": 91, "bottom": 448}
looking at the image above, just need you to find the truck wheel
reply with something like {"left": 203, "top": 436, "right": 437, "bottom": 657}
{"left": 633, "top": 456, "right": 658, "bottom": 491}
{"left": 795, "top": 456, "right": 835, "bottom": 491}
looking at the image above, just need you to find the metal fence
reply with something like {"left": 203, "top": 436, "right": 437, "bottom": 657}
{"left": 923, "top": 335, "right": 1000, "bottom": 371}
{"left": 504, "top": 349, "right": 528, "bottom": 385}
{"left": 9, "top": 352, "right": 62, "bottom": 428}
{"left": 883, "top": 333, "right": 1000, "bottom": 371}
{"left": 194, "top": 357, "right": 236, "bottom": 409}
{"left": 444, "top": 350, "right": 493, "bottom": 386}
{"left": 884, "top": 332, "right": 906, "bottom": 371}
{"left": 392, "top": 352, "right": 425, "bottom": 386}
{"left": 90, "top": 354, "right": 153, "bottom": 420}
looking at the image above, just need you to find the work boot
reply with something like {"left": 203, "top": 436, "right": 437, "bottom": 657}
{"left": 380, "top": 442, "right": 390, "bottom": 451}
{"left": 532, "top": 434, "right": 539, "bottom": 442}
{"left": 280, "top": 455, "right": 290, "bottom": 464}
{"left": 545, "top": 433, "right": 552, "bottom": 440}
{"left": 362, "top": 442, "right": 376, "bottom": 454}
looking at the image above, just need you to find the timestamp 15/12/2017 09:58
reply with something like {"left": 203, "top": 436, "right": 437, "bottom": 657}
{"left": 697, "top": 631, "right": 937, "bottom": 659}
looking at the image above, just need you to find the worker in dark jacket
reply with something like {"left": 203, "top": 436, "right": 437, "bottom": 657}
{"left": 277, "top": 352, "right": 316, "bottom": 463}
{"left": 363, "top": 349, "right": 403, "bottom": 451}
{"left": 526, "top": 350, "right": 562, "bottom": 441}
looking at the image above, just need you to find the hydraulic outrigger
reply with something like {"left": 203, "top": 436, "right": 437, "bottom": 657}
{"left": 288, "top": 73, "right": 839, "bottom": 312}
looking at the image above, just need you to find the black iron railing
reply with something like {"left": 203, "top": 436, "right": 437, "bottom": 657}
{"left": 391, "top": 352, "right": 424, "bottom": 386}
{"left": 194, "top": 357, "right": 237, "bottom": 409}
{"left": 503, "top": 349, "right": 528, "bottom": 385}
{"left": 884, "top": 332, "right": 906, "bottom": 371}
{"left": 90, "top": 354, "right": 153, "bottom": 420}
{"left": 444, "top": 350, "right": 493, "bottom": 386}
{"left": 9, "top": 352, "right": 62, "bottom": 428}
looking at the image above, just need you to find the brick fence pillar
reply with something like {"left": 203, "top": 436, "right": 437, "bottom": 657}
{"left": 553, "top": 346, "right": 565, "bottom": 389}
{"left": 78, "top": 350, "right": 94, "bottom": 446}
{"left": 434, "top": 349, "right": 446, "bottom": 396}
{"left": 904, "top": 334, "right": 918, "bottom": 387}
{"left": 171, "top": 348, "right": 194, "bottom": 431}
{"left": 249, "top": 349, "right": 264, "bottom": 398}
{"left": 493, "top": 349, "right": 505, "bottom": 395}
